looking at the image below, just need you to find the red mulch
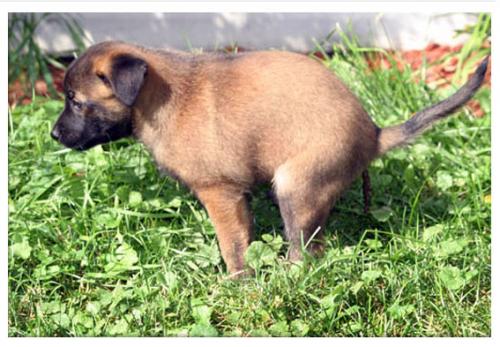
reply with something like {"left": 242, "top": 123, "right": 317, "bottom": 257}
{"left": 8, "top": 65, "right": 65, "bottom": 107}
{"left": 367, "top": 43, "right": 491, "bottom": 87}
{"left": 365, "top": 43, "right": 491, "bottom": 117}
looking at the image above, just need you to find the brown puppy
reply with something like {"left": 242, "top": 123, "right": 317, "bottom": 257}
{"left": 51, "top": 41, "right": 488, "bottom": 276}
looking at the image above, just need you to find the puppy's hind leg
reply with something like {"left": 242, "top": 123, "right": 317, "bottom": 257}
{"left": 273, "top": 159, "right": 346, "bottom": 262}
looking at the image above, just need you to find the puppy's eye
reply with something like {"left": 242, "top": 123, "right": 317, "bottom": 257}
{"left": 72, "top": 100, "right": 83, "bottom": 111}
{"left": 97, "top": 72, "right": 110, "bottom": 85}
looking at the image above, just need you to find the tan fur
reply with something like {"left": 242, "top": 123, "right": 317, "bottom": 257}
{"left": 195, "top": 185, "right": 253, "bottom": 274}
{"left": 61, "top": 41, "right": 485, "bottom": 276}
{"left": 377, "top": 124, "right": 407, "bottom": 155}
{"left": 64, "top": 42, "right": 380, "bottom": 274}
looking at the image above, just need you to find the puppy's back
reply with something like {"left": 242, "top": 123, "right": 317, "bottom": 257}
{"left": 201, "top": 51, "right": 379, "bottom": 172}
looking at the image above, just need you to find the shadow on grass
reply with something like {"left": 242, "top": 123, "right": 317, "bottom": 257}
{"left": 248, "top": 164, "right": 455, "bottom": 250}
{"left": 101, "top": 139, "right": 457, "bottom": 254}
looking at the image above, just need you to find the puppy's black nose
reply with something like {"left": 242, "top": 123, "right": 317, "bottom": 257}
{"left": 51, "top": 127, "right": 60, "bottom": 140}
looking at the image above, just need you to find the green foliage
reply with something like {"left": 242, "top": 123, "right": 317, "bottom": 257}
{"left": 370, "top": 206, "right": 393, "bottom": 222}
{"left": 452, "top": 13, "right": 491, "bottom": 85}
{"left": 9, "top": 237, "right": 32, "bottom": 260}
{"left": 8, "top": 13, "right": 87, "bottom": 96}
{"left": 244, "top": 234, "right": 283, "bottom": 271}
{"left": 189, "top": 298, "right": 218, "bottom": 337}
{"left": 8, "top": 24, "right": 490, "bottom": 336}
{"left": 388, "top": 303, "right": 415, "bottom": 320}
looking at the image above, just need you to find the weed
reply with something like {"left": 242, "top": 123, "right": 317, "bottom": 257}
{"left": 8, "top": 13, "right": 87, "bottom": 97}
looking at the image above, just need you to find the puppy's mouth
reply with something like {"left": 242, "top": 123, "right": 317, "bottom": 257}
{"left": 72, "top": 137, "right": 107, "bottom": 151}
{"left": 53, "top": 135, "right": 98, "bottom": 152}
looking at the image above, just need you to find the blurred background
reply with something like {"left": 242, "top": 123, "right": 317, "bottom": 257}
{"left": 8, "top": 12, "right": 491, "bottom": 111}
{"left": 34, "top": 13, "right": 478, "bottom": 53}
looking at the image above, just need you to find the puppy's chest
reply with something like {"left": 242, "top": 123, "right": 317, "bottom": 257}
{"left": 144, "top": 135, "right": 210, "bottom": 185}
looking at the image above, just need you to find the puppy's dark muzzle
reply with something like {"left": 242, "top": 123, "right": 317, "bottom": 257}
{"left": 50, "top": 126, "right": 61, "bottom": 141}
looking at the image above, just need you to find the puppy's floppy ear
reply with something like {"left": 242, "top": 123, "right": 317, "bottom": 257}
{"left": 110, "top": 54, "right": 147, "bottom": 106}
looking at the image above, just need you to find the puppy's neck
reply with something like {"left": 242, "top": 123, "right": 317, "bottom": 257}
{"left": 131, "top": 50, "right": 191, "bottom": 154}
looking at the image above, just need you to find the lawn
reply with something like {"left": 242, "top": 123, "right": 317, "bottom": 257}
{"left": 8, "top": 41, "right": 491, "bottom": 336}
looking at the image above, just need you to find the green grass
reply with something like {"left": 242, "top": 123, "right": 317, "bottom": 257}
{"left": 8, "top": 42, "right": 490, "bottom": 336}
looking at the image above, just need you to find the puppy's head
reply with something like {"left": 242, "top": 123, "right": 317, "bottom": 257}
{"left": 51, "top": 42, "right": 147, "bottom": 150}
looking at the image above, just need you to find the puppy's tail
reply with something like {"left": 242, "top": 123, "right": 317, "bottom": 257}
{"left": 377, "top": 56, "right": 489, "bottom": 156}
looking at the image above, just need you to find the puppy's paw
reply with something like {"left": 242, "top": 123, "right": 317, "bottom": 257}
{"left": 224, "top": 268, "right": 255, "bottom": 280}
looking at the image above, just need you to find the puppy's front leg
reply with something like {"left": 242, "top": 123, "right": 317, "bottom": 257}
{"left": 194, "top": 185, "right": 253, "bottom": 276}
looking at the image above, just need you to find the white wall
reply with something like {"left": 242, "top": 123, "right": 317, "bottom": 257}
{"left": 35, "top": 13, "right": 478, "bottom": 54}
